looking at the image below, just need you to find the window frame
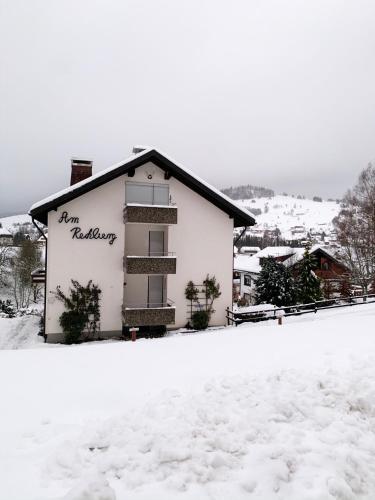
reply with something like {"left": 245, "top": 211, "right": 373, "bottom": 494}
{"left": 244, "top": 274, "right": 252, "bottom": 287}
{"left": 125, "top": 181, "right": 170, "bottom": 206}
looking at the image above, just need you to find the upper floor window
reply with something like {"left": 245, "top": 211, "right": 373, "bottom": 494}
{"left": 126, "top": 182, "right": 169, "bottom": 205}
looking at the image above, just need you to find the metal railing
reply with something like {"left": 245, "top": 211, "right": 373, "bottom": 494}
{"left": 227, "top": 294, "right": 375, "bottom": 326}
{"left": 124, "top": 299, "right": 175, "bottom": 310}
{"left": 126, "top": 252, "right": 176, "bottom": 257}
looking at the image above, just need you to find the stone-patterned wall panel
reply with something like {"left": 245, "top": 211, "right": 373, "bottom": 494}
{"left": 126, "top": 257, "right": 176, "bottom": 274}
{"left": 124, "top": 206, "right": 177, "bottom": 224}
{"left": 123, "top": 307, "right": 176, "bottom": 326}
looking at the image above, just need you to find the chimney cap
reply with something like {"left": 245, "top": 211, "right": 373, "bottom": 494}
{"left": 71, "top": 158, "right": 93, "bottom": 165}
{"left": 132, "top": 145, "right": 148, "bottom": 155}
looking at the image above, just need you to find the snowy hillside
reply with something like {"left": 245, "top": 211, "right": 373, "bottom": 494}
{"left": 2, "top": 304, "right": 375, "bottom": 499}
{"left": 0, "top": 213, "right": 32, "bottom": 232}
{"left": 236, "top": 195, "right": 340, "bottom": 243}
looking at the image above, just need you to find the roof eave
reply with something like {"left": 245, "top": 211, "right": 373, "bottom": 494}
{"left": 29, "top": 149, "right": 255, "bottom": 228}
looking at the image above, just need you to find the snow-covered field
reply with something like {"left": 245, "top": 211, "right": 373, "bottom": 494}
{"left": 236, "top": 195, "right": 340, "bottom": 242}
{"left": 1, "top": 305, "right": 375, "bottom": 499}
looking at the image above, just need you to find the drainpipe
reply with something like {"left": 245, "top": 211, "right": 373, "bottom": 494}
{"left": 232, "top": 226, "right": 249, "bottom": 312}
{"left": 32, "top": 217, "right": 48, "bottom": 342}
{"left": 234, "top": 226, "right": 248, "bottom": 248}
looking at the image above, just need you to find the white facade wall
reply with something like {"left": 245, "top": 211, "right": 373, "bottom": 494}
{"left": 46, "top": 177, "right": 125, "bottom": 339}
{"left": 240, "top": 271, "right": 258, "bottom": 303}
{"left": 45, "top": 162, "right": 234, "bottom": 340}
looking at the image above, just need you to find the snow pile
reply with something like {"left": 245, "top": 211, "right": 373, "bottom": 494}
{"left": 45, "top": 361, "right": 375, "bottom": 499}
{"left": 0, "top": 315, "right": 43, "bottom": 349}
{"left": 62, "top": 476, "right": 116, "bottom": 500}
{"left": 3, "top": 305, "right": 375, "bottom": 499}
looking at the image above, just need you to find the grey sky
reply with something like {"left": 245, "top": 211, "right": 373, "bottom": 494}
{"left": 1, "top": 0, "right": 375, "bottom": 216}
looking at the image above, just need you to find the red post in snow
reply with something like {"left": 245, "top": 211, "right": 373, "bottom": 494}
{"left": 130, "top": 327, "right": 139, "bottom": 341}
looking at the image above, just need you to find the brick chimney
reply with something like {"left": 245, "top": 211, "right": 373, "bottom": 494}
{"left": 70, "top": 158, "right": 93, "bottom": 186}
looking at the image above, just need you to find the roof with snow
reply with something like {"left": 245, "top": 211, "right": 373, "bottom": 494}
{"left": 0, "top": 225, "right": 12, "bottom": 237}
{"left": 239, "top": 246, "right": 261, "bottom": 253}
{"left": 255, "top": 246, "right": 294, "bottom": 258}
{"left": 282, "top": 245, "right": 345, "bottom": 269}
{"left": 233, "top": 254, "right": 261, "bottom": 274}
{"left": 29, "top": 148, "right": 256, "bottom": 227}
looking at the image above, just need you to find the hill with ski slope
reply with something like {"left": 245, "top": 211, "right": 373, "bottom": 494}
{"left": 0, "top": 213, "right": 44, "bottom": 243}
{"left": 0, "top": 213, "right": 32, "bottom": 231}
{"left": 1, "top": 304, "right": 375, "bottom": 499}
{"left": 235, "top": 195, "right": 341, "bottom": 244}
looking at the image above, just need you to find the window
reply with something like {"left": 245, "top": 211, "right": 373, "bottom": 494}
{"left": 322, "top": 261, "right": 329, "bottom": 271}
{"left": 244, "top": 274, "right": 252, "bottom": 287}
{"left": 126, "top": 182, "right": 169, "bottom": 205}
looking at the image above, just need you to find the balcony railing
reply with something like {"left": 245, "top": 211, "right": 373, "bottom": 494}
{"left": 125, "top": 253, "right": 176, "bottom": 274}
{"left": 124, "top": 204, "right": 178, "bottom": 225}
{"left": 122, "top": 301, "right": 175, "bottom": 326}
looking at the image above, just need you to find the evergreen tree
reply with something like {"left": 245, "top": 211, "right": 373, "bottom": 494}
{"left": 296, "top": 245, "right": 322, "bottom": 303}
{"left": 254, "top": 257, "right": 297, "bottom": 307}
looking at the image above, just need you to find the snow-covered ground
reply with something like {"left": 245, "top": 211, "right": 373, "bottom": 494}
{"left": 1, "top": 305, "right": 375, "bottom": 499}
{"left": 0, "top": 315, "right": 44, "bottom": 349}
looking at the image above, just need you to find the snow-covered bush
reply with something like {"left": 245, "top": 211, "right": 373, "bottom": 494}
{"left": 237, "top": 296, "right": 249, "bottom": 307}
{"left": 0, "top": 299, "right": 15, "bottom": 318}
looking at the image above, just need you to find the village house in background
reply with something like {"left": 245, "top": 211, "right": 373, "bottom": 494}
{"left": 234, "top": 245, "right": 349, "bottom": 304}
{"left": 0, "top": 224, "right": 13, "bottom": 246}
{"left": 237, "top": 246, "right": 260, "bottom": 256}
{"left": 29, "top": 147, "right": 255, "bottom": 342}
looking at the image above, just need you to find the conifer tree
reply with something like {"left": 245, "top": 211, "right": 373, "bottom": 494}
{"left": 296, "top": 245, "right": 322, "bottom": 303}
{"left": 254, "top": 257, "right": 297, "bottom": 307}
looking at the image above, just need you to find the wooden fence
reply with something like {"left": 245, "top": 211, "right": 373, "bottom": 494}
{"left": 226, "top": 294, "right": 375, "bottom": 326}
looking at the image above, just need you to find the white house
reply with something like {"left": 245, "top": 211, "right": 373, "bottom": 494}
{"left": 233, "top": 254, "right": 261, "bottom": 303}
{"left": 29, "top": 147, "right": 255, "bottom": 342}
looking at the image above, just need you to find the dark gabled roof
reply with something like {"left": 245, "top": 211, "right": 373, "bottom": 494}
{"left": 284, "top": 245, "right": 349, "bottom": 272}
{"left": 29, "top": 148, "right": 255, "bottom": 227}
{"left": 310, "top": 246, "right": 349, "bottom": 271}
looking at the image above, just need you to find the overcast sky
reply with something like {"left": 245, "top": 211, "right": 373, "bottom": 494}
{"left": 1, "top": 0, "right": 375, "bottom": 216}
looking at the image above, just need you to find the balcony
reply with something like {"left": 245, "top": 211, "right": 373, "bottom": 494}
{"left": 125, "top": 253, "right": 176, "bottom": 274}
{"left": 122, "top": 301, "right": 175, "bottom": 326}
{"left": 124, "top": 204, "right": 177, "bottom": 225}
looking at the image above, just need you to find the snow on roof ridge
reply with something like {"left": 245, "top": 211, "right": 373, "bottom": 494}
{"left": 255, "top": 246, "right": 294, "bottom": 258}
{"left": 29, "top": 147, "right": 254, "bottom": 223}
{"left": 282, "top": 244, "right": 332, "bottom": 267}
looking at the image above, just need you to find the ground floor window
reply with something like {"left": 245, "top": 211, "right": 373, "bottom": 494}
{"left": 244, "top": 274, "right": 252, "bottom": 287}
